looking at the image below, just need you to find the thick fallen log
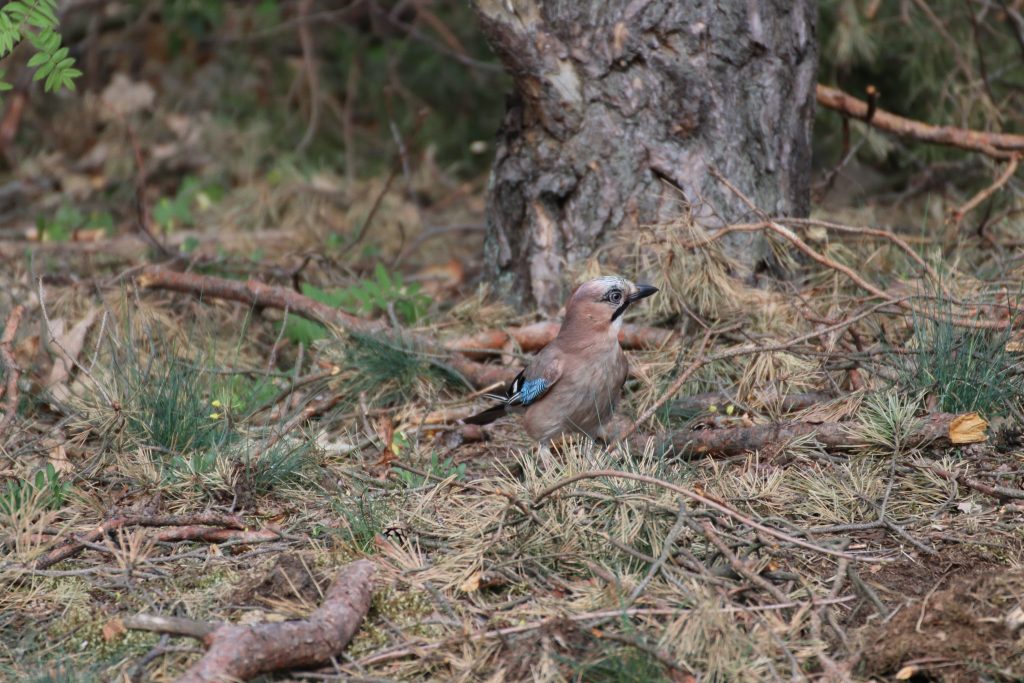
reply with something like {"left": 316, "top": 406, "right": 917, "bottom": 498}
{"left": 125, "top": 559, "right": 375, "bottom": 683}
{"left": 816, "top": 84, "right": 1024, "bottom": 159}
{"left": 674, "top": 412, "right": 987, "bottom": 457}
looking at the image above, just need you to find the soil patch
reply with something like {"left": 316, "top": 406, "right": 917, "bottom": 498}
{"left": 855, "top": 565, "right": 1024, "bottom": 681}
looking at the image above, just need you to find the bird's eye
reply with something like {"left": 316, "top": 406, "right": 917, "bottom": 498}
{"left": 608, "top": 290, "right": 623, "bottom": 304}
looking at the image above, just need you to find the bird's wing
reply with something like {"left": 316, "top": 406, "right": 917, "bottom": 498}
{"left": 487, "top": 352, "right": 563, "bottom": 408}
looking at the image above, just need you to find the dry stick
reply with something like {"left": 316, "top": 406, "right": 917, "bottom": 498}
{"left": 126, "top": 559, "right": 374, "bottom": 683}
{"left": 150, "top": 527, "right": 281, "bottom": 544}
{"left": 811, "top": 557, "right": 851, "bottom": 680}
{"left": 699, "top": 520, "right": 789, "bottom": 603}
{"left": 670, "top": 390, "right": 833, "bottom": 416}
{"left": 816, "top": 84, "right": 1024, "bottom": 159}
{"left": 0, "top": 304, "right": 24, "bottom": 431}
{"left": 294, "top": 0, "right": 320, "bottom": 153}
{"left": 778, "top": 217, "right": 940, "bottom": 282}
{"left": 125, "top": 615, "right": 219, "bottom": 640}
{"left": 135, "top": 267, "right": 516, "bottom": 388}
{"left": 712, "top": 170, "right": 1009, "bottom": 330}
{"left": 33, "top": 513, "right": 246, "bottom": 570}
{"left": 912, "top": 462, "right": 1024, "bottom": 501}
{"left": 532, "top": 470, "right": 887, "bottom": 562}
{"left": 123, "top": 120, "right": 173, "bottom": 258}
{"left": 626, "top": 502, "right": 689, "bottom": 606}
{"left": 952, "top": 154, "right": 1021, "bottom": 223}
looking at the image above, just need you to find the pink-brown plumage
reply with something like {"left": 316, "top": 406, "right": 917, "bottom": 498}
{"left": 465, "top": 276, "right": 657, "bottom": 443}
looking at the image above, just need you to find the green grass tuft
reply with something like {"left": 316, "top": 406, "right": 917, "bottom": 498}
{"left": 896, "top": 298, "right": 1022, "bottom": 418}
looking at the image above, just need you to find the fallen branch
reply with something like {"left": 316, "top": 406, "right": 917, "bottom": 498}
{"left": 136, "top": 266, "right": 516, "bottom": 388}
{"left": 137, "top": 267, "right": 380, "bottom": 335}
{"left": 952, "top": 154, "right": 1021, "bottom": 224}
{"left": 125, "top": 559, "right": 375, "bottom": 683}
{"left": 0, "top": 304, "right": 24, "bottom": 431}
{"left": 910, "top": 462, "right": 1024, "bottom": 501}
{"left": 34, "top": 513, "right": 246, "bottom": 570}
{"left": 672, "top": 412, "right": 987, "bottom": 458}
{"left": 816, "top": 84, "right": 1024, "bottom": 159}
{"left": 150, "top": 527, "right": 281, "bottom": 544}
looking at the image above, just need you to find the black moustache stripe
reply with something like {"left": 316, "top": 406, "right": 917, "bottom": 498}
{"left": 610, "top": 300, "right": 630, "bottom": 322}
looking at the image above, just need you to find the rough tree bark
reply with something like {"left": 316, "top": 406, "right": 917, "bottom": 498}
{"left": 471, "top": 0, "right": 817, "bottom": 310}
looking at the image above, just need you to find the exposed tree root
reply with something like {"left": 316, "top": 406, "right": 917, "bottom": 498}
{"left": 446, "top": 320, "right": 676, "bottom": 357}
{"left": 673, "top": 411, "right": 988, "bottom": 457}
{"left": 124, "top": 559, "right": 375, "bottom": 683}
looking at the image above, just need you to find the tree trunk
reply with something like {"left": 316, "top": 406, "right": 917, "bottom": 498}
{"left": 471, "top": 0, "right": 817, "bottom": 311}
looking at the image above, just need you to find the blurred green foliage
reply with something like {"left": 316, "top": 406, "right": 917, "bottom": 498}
{"left": 125, "top": 0, "right": 507, "bottom": 178}
{"left": 817, "top": 0, "right": 1024, "bottom": 168}
{"left": 283, "top": 264, "right": 431, "bottom": 345}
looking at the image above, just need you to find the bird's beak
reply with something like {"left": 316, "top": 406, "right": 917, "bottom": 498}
{"left": 628, "top": 284, "right": 659, "bottom": 303}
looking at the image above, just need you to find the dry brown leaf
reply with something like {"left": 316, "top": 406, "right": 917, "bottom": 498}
{"left": 47, "top": 442, "right": 73, "bottom": 474}
{"left": 458, "top": 570, "right": 482, "bottom": 593}
{"left": 102, "top": 618, "right": 126, "bottom": 642}
{"left": 100, "top": 73, "right": 155, "bottom": 119}
{"left": 45, "top": 307, "right": 99, "bottom": 403}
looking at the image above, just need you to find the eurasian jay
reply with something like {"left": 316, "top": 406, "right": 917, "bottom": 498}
{"left": 465, "top": 276, "right": 658, "bottom": 443}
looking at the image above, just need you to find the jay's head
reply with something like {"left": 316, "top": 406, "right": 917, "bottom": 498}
{"left": 563, "top": 276, "right": 658, "bottom": 334}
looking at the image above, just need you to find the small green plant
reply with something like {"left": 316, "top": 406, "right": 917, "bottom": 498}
{"left": 571, "top": 648, "right": 670, "bottom": 683}
{"left": 0, "top": 463, "right": 69, "bottom": 516}
{"left": 335, "top": 490, "right": 397, "bottom": 552}
{"left": 163, "top": 437, "right": 311, "bottom": 498}
{"left": 853, "top": 389, "right": 922, "bottom": 456}
{"left": 0, "top": 1, "right": 81, "bottom": 94}
{"left": 153, "top": 176, "right": 222, "bottom": 233}
{"left": 896, "top": 298, "right": 1022, "bottom": 418}
{"left": 282, "top": 264, "right": 431, "bottom": 345}
{"left": 114, "top": 353, "right": 234, "bottom": 455}
{"left": 36, "top": 205, "right": 114, "bottom": 242}
{"left": 393, "top": 452, "right": 466, "bottom": 488}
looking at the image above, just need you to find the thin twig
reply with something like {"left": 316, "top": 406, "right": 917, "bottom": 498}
{"left": 952, "top": 154, "right": 1020, "bottom": 223}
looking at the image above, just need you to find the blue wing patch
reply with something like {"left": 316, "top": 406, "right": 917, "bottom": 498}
{"left": 517, "top": 378, "right": 548, "bottom": 406}
{"left": 482, "top": 371, "right": 550, "bottom": 407}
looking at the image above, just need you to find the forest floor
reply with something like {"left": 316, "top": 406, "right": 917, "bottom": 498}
{"left": 2, "top": 74, "right": 1024, "bottom": 683}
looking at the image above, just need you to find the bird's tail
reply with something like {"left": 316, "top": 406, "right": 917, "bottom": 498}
{"left": 462, "top": 404, "right": 507, "bottom": 426}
